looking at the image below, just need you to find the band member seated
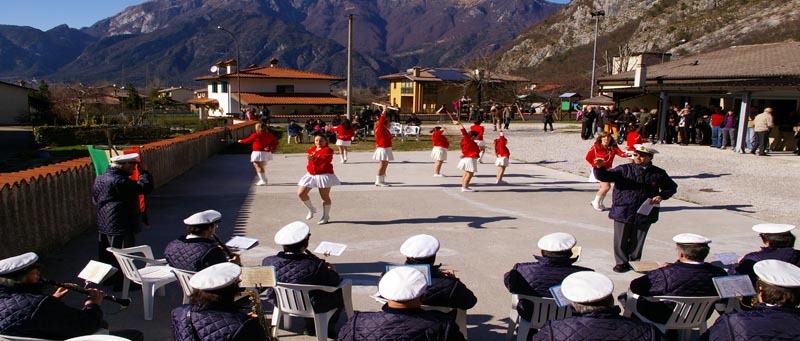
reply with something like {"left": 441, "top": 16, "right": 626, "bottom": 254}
{"left": 624, "top": 233, "right": 726, "bottom": 324}
{"left": 164, "top": 210, "right": 241, "bottom": 272}
{"left": 734, "top": 223, "right": 800, "bottom": 285}
{"left": 504, "top": 232, "right": 593, "bottom": 321}
{"left": 400, "top": 234, "right": 477, "bottom": 310}
{"left": 535, "top": 272, "right": 663, "bottom": 340}
{"left": 337, "top": 267, "right": 465, "bottom": 340}
{"left": 261, "top": 221, "right": 343, "bottom": 338}
{"left": 702, "top": 260, "right": 800, "bottom": 340}
{"left": 171, "top": 263, "right": 268, "bottom": 340}
{"left": 0, "top": 252, "right": 142, "bottom": 340}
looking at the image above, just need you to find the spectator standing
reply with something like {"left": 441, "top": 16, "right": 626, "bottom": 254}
{"left": 720, "top": 110, "right": 738, "bottom": 150}
{"left": 710, "top": 107, "right": 725, "bottom": 147}
{"left": 604, "top": 104, "right": 621, "bottom": 139}
{"left": 542, "top": 107, "right": 555, "bottom": 133}
{"left": 581, "top": 106, "right": 597, "bottom": 140}
{"left": 752, "top": 107, "right": 774, "bottom": 156}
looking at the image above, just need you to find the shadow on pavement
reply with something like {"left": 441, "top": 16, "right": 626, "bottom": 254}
{"left": 338, "top": 215, "right": 517, "bottom": 229}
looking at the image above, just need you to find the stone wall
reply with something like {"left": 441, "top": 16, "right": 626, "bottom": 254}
{"left": 0, "top": 121, "right": 256, "bottom": 258}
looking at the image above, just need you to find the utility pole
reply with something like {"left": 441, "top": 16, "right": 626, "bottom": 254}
{"left": 217, "top": 26, "right": 242, "bottom": 115}
{"left": 346, "top": 14, "right": 353, "bottom": 120}
{"left": 590, "top": 10, "right": 605, "bottom": 98}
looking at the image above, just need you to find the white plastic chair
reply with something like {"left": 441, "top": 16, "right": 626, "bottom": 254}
{"left": 271, "top": 279, "right": 354, "bottom": 341}
{"left": 0, "top": 329, "right": 109, "bottom": 341}
{"left": 170, "top": 267, "right": 197, "bottom": 304}
{"left": 402, "top": 125, "right": 421, "bottom": 141}
{"left": 422, "top": 305, "right": 468, "bottom": 339}
{"left": 0, "top": 336, "right": 55, "bottom": 341}
{"left": 389, "top": 122, "right": 403, "bottom": 137}
{"left": 65, "top": 336, "right": 130, "bottom": 341}
{"left": 506, "top": 294, "right": 572, "bottom": 341}
{"left": 106, "top": 246, "right": 177, "bottom": 320}
{"left": 622, "top": 290, "right": 720, "bottom": 341}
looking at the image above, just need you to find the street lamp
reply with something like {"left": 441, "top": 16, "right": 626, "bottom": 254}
{"left": 473, "top": 69, "right": 482, "bottom": 108}
{"left": 217, "top": 26, "right": 241, "bottom": 115}
{"left": 589, "top": 10, "right": 605, "bottom": 98}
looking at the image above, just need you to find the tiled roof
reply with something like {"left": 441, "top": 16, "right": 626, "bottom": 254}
{"left": 186, "top": 98, "right": 219, "bottom": 105}
{"left": 600, "top": 42, "right": 800, "bottom": 82}
{"left": 239, "top": 93, "right": 346, "bottom": 106}
{"left": 195, "top": 66, "right": 344, "bottom": 81}
{"left": 379, "top": 67, "right": 529, "bottom": 83}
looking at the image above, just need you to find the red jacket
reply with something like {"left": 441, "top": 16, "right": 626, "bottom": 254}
{"left": 240, "top": 131, "right": 279, "bottom": 152}
{"left": 432, "top": 129, "right": 449, "bottom": 148}
{"left": 375, "top": 113, "right": 392, "bottom": 148}
{"left": 626, "top": 132, "right": 644, "bottom": 151}
{"left": 469, "top": 124, "right": 485, "bottom": 141}
{"left": 460, "top": 128, "right": 480, "bottom": 158}
{"left": 333, "top": 125, "right": 355, "bottom": 141}
{"left": 585, "top": 144, "right": 627, "bottom": 168}
{"left": 495, "top": 135, "right": 510, "bottom": 157}
{"left": 306, "top": 146, "right": 334, "bottom": 175}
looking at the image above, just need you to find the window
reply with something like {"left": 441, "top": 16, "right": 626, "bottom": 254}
{"left": 277, "top": 85, "right": 295, "bottom": 94}
{"left": 401, "top": 80, "right": 413, "bottom": 95}
{"left": 211, "top": 82, "right": 218, "bottom": 93}
{"left": 221, "top": 82, "right": 228, "bottom": 93}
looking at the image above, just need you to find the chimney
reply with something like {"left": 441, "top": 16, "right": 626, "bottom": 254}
{"left": 412, "top": 67, "right": 421, "bottom": 77}
{"left": 634, "top": 63, "right": 647, "bottom": 88}
{"left": 270, "top": 58, "right": 279, "bottom": 67}
{"left": 226, "top": 60, "right": 238, "bottom": 74}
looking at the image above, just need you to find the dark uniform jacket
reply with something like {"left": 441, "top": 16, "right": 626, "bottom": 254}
{"left": 594, "top": 162, "right": 678, "bottom": 225}
{"left": 701, "top": 304, "right": 800, "bottom": 340}
{"left": 164, "top": 236, "right": 228, "bottom": 272}
{"left": 171, "top": 304, "right": 267, "bottom": 341}
{"left": 261, "top": 252, "right": 343, "bottom": 312}
{"left": 424, "top": 273, "right": 477, "bottom": 311}
{"left": 734, "top": 247, "right": 800, "bottom": 284}
{"left": 630, "top": 261, "right": 726, "bottom": 323}
{"left": 92, "top": 167, "right": 153, "bottom": 236}
{"left": 336, "top": 305, "right": 465, "bottom": 341}
{"left": 534, "top": 306, "right": 664, "bottom": 341}
{"left": 0, "top": 283, "right": 105, "bottom": 339}
{"left": 504, "top": 256, "right": 592, "bottom": 320}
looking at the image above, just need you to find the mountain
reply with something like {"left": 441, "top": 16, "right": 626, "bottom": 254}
{"left": 493, "top": 0, "right": 800, "bottom": 96}
{"left": 0, "top": 0, "right": 562, "bottom": 87}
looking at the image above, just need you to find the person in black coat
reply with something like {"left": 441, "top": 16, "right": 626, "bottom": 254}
{"left": 164, "top": 210, "right": 240, "bottom": 272}
{"left": 400, "top": 234, "right": 477, "bottom": 311}
{"left": 504, "top": 232, "right": 593, "bottom": 321}
{"left": 261, "top": 221, "right": 343, "bottom": 338}
{"left": 624, "top": 233, "right": 726, "bottom": 324}
{"left": 580, "top": 106, "right": 597, "bottom": 140}
{"left": 0, "top": 252, "right": 142, "bottom": 340}
{"left": 594, "top": 144, "right": 678, "bottom": 273}
{"left": 92, "top": 153, "right": 154, "bottom": 290}
{"left": 337, "top": 267, "right": 465, "bottom": 341}
{"left": 171, "top": 263, "right": 267, "bottom": 341}
{"left": 702, "top": 259, "right": 800, "bottom": 340}
{"left": 734, "top": 223, "right": 800, "bottom": 285}
{"left": 535, "top": 271, "right": 663, "bottom": 341}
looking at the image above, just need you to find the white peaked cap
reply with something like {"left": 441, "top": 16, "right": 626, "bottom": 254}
{"left": 189, "top": 262, "right": 241, "bottom": 290}
{"left": 633, "top": 144, "right": 659, "bottom": 154}
{"left": 274, "top": 221, "right": 311, "bottom": 245}
{"left": 378, "top": 266, "right": 427, "bottom": 301}
{"left": 0, "top": 252, "right": 38, "bottom": 275}
{"left": 561, "top": 271, "right": 613, "bottom": 303}
{"left": 183, "top": 210, "right": 222, "bottom": 225}
{"left": 753, "top": 259, "right": 800, "bottom": 288}
{"left": 400, "top": 234, "right": 440, "bottom": 258}
{"left": 673, "top": 233, "right": 711, "bottom": 244}
{"left": 752, "top": 223, "right": 796, "bottom": 234}
{"left": 538, "top": 232, "right": 577, "bottom": 252}
{"left": 110, "top": 153, "right": 139, "bottom": 163}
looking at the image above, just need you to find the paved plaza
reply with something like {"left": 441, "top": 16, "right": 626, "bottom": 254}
{"left": 37, "top": 127, "right": 777, "bottom": 340}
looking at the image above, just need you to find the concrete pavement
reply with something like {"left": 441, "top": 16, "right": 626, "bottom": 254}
{"left": 39, "top": 147, "right": 765, "bottom": 340}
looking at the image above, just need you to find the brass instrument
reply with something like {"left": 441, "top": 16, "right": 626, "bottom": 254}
{"left": 244, "top": 287, "right": 274, "bottom": 339}
{"left": 41, "top": 278, "right": 131, "bottom": 306}
{"left": 212, "top": 234, "right": 236, "bottom": 260}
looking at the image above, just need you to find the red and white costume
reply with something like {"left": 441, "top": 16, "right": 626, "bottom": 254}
{"left": 240, "top": 131, "right": 279, "bottom": 162}
{"left": 457, "top": 128, "right": 480, "bottom": 172}
{"left": 585, "top": 144, "right": 627, "bottom": 182}
{"left": 494, "top": 134, "right": 510, "bottom": 167}
{"left": 298, "top": 146, "right": 340, "bottom": 188}
{"left": 333, "top": 125, "right": 356, "bottom": 147}
{"left": 372, "top": 112, "right": 394, "bottom": 161}
{"left": 469, "top": 124, "right": 486, "bottom": 147}
{"left": 431, "top": 129, "right": 450, "bottom": 161}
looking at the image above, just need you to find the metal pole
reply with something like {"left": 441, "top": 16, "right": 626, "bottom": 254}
{"left": 217, "top": 26, "right": 241, "bottom": 115}
{"left": 346, "top": 14, "right": 353, "bottom": 121}
{"left": 590, "top": 16, "right": 599, "bottom": 97}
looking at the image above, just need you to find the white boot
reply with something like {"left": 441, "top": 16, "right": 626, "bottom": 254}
{"left": 340, "top": 154, "right": 345, "bottom": 163}
{"left": 256, "top": 173, "right": 268, "bottom": 186}
{"left": 590, "top": 196, "right": 603, "bottom": 211}
{"left": 302, "top": 200, "right": 316, "bottom": 220}
{"left": 376, "top": 175, "right": 390, "bottom": 187}
{"left": 598, "top": 195, "right": 607, "bottom": 210}
{"left": 318, "top": 204, "right": 331, "bottom": 224}
{"left": 343, "top": 151, "right": 348, "bottom": 163}
{"left": 478, "top": 152, "right": 484, "bottom": 163}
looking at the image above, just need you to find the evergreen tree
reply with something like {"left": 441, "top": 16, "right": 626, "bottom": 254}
{"left": 27, "top": 81, "right": 54, "bottom": 125}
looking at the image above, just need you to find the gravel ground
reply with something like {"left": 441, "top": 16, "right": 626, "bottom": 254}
{"left": 465, "top": 122, "right": 799, "bottom": 225}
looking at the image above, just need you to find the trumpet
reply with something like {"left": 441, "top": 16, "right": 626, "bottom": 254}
{"left": 40, "top": 278, "right": 131, "bottom": 306}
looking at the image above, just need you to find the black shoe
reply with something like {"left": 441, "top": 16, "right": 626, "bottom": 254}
{"left": 613, "top": 264, "right": 631, "bottom": 273}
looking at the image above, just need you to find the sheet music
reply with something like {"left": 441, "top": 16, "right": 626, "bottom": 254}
{"left": 637, "top": 199, "right": 658, "bottom": 215}
{"left": 549, "top": 285, "right": 572, "bottom": 307}
{"left": 371, "top": 292, "right": 388, "bottom": 304}
{"left": 313, "top": 241, "right": 347, "bottom": 257}
{"left": 226, "top": 236, "right": 258, "bottom": 250}
{"left": 570, "top": 246, "right": 582, "bottom": 261}
{"left": 385, "top": 264, "right": 432, "bottom": 285}
{"left": 713, "top": 275, "right": 756, "bottom": 298}
{"left": 240, "top": 266, "right": 276, "bottom": 288}
{"left": 629, "top": 261, "right": 663, "bottom": 273}
{"left": 78, "top": 260, "right": 117, "bottom": 284}
{"left": 713, "top": 252, "right": 740, "bottom": 266}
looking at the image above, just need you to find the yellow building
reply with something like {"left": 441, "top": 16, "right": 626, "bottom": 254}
{"left": 379, "top": 67, "right": 529, "bottom": 113}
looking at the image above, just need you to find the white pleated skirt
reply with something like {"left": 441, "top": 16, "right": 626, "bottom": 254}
{"left": 335, "top": 140, "right": 352, "bottom": 147}
{"left": 474, "top": 140, "right": 486, "bottom": 147}
{"left": 297, "top": 173, "right": 341, "bottom": 188}
{"left": 495, "top": 156, "right": 509, "bottom": 167}
{"left": 250, "top": 151, "right": 273, "bottom": 163}
{"left": 373, "top": 147, "right": 394, "bottom": 161}
{"left": 587, "top": 167, "right": 599, "bottom": 183}
{"left": 457, "top": 158, "right": 478, "bottom": 173}
{"left": 431, "top": 147, "right": 448, "bottom": 161}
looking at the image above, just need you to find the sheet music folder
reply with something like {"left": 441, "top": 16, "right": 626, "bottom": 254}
{"left": 240, "top": 266, "right": 277, "bottom": 288}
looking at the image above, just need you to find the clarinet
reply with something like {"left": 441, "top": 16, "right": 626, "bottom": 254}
{"left": 212, "top": 234, "right": 236, "bottom": 260}
{"left": 40, "top": 279, "right": 131, "bottom": 306}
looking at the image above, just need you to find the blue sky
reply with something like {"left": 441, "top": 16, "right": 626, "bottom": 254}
{"left": 2, "top": 0, "right": 570, "bottom": 32}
